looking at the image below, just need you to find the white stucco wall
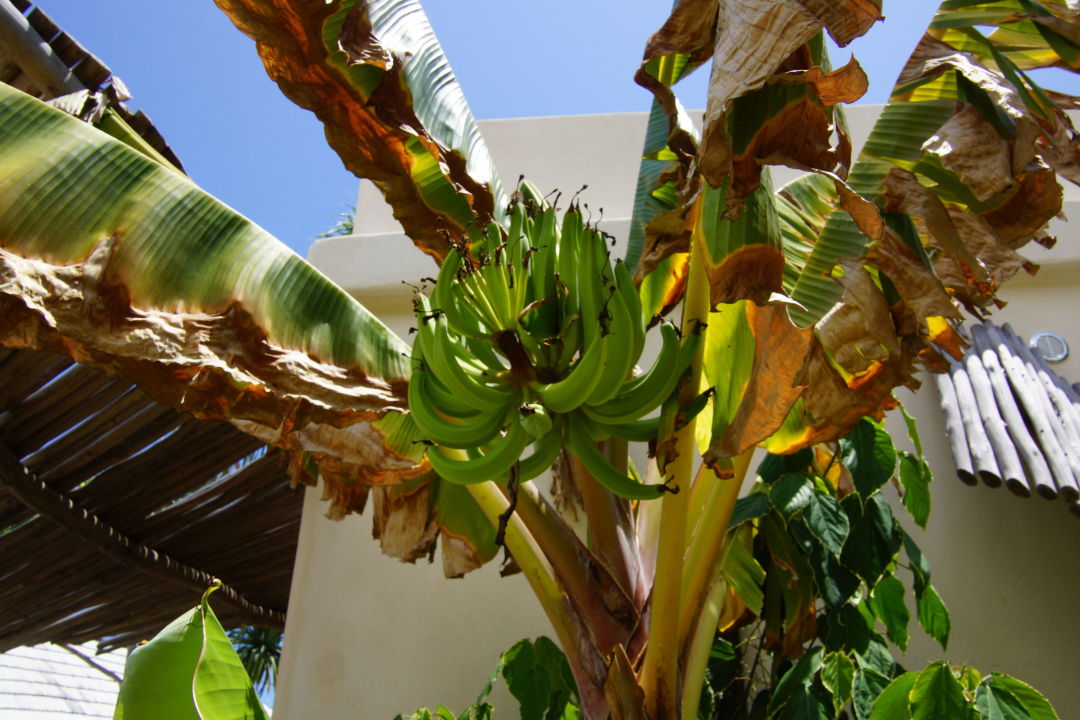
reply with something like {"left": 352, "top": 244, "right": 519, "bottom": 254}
{"left": 275, "top": 107, "right": 1080, "bottom": 718}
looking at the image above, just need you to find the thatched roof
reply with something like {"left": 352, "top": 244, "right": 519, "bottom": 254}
{"left": 0, "top": 348, "right": 300, "bottom": 651}
{"left": 934, "top": 323, "right": 1080, "bottom": 518}
{"left": 0, "top": 0, "right": 183, "bottom": 170}
{"left": 0, "top": 0, "right": 301, "bottom": 652}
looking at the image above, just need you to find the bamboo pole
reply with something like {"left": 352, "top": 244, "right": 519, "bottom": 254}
{"left": 992, "top": 325, "right": 1080, "bottom": 500}
{"left": 1018, "top": 328, "right": 1080, "bottom": 457}
{"left": 963, "top": 351, "right": 1023, "bottom": 489}
{"left": 970, "top": 324, "right": 1049, "bottom": 497}
{"left": 0, "top": 440, "right": 286, "bottom": 627}
{"left": 932, "top": 368, "right": 977, "bottom": 485}
{"left": 949, "top": 358, "right": 1002, "bottom": 486}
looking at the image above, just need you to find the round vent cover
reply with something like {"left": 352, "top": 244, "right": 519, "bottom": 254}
{"left": 1030, "top": 332, "right": 1070, "bottom": 363}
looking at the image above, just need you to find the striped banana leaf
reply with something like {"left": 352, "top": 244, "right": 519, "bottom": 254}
{"left": 633, "top": 0, "right": 1079, "bottom": 459}
{"left": 789, "top": 0, "right": 1080, "bottom": 326}
{"left": 213, "top": 0, "right": 504, "bottom": 260}
{"left": 628, "top": 0, "right": 708, "bottom": 321}
{"left": 0, "top": 82, "right": 429, "bottom": 504}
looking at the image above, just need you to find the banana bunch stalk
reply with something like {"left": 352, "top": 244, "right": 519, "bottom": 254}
{"left": 409, "top": 193, "right": 700, "bottom": 500}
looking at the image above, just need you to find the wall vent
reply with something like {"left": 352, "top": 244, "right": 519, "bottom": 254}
{"left": 1030, "top": 331, "right": 1070, "bottom": 363}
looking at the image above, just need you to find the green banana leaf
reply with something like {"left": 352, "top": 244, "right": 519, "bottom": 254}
{"left": 634, "top": 0, "right": 1078, "bottom": 456}
{"left": 214, "top": 0, "right": 503, "bottom": 259}
{"left": 0, "top": 82, "right": 431, "bottom": 518}
{"left": 113, "top": 584, "right": 269, "bottom": 720}
{"left": 788, "top": 0, "right": 1080, "bottom": 326}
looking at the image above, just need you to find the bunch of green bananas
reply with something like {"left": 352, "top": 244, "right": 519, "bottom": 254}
{"left": 408, "top": 195, "right": 699, "bottom": 500}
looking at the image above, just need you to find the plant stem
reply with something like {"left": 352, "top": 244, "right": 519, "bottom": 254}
{"left": 641, "top": 226, "right": 710, "bottom": 719}
{"left": 466, "top": 481, "right": 609, "bottom": 718}
{"left": 571, "top": 452, "right": 640, "bottom": 603}
{"left": 678, "top": 449, "right": 753, "bottom": 647}
{"left": 680, "top": 578, "right": 729, "bottom": 720}
{"left": 506, "top": 480, "right": 639, "bottom": 655}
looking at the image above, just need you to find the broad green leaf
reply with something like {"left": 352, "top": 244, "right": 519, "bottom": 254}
{"left": 720, "top": 527, "right": 767, "bottom": 615}
{"left": 768, "top": 647, "right": 826, "bottom": 718}
{"left": 902, "top": 530, "right": 933, "bottom": 595}
{"left": 975, "top": 683, "right": 1030, "bottom": 720}
{"left": 959, "top": 666, "right": 983, "bottom": 696}
{"left": 113, "top": 585, "right": 268, "bottom": 720}
{"left": 856, "top": 668, "right": 896, "bottom": 720}
{"left": 840, "top": 420, "right": 897, "bottom": 499}
{"left": 215, "top": 0, "right": 503, "bottom": 256}
{"left": 804, "top": 491, "right": 850, "bottom": 556}
{"left": 500, "top": 637, "right": 579, "bottom": 720}
{"left": 856, "top": 634, "right": 896, "bottom": 679}
{"left": 869, "top": 576, "right": 911, "bottom": 651}
{"left": 729, "top": 492, "right": 773, "bottom": 528}
{"left": 0, "top": 84, "right": 420, "bottom": 520}
{"left": 868, "top": 671, "right": 918, "bottom": 720}
{"left": 898, "top": 453, "right": 933, "bottom": 529}
{"left": 988, "top": 674, "right": 1060, "bottom": 720}
{"left": 777, "top": 688, "right": 831, "bottom": 720}
{"left": 916, "top": 585, "right": 951, "bottom": 650}
{"left": 841, "top": 494, "right": 902, "bottom": 585}
{"left": 822, "top": 652, "right": 857, "bottom": 717}
{"left": 821, "top": 603, "right": 873, "bottom": 655}
{"left": 758, "top": 450, "right": 814, "bottom": 485}
{"left": 770, "top": 474, "right": 815, "bottom": 519}
{"left": 909, "top": 662, "right": 975, "bottom": 720}
{"left": 808, "top": 538, "right": 861, "bottom": 608}
{"left": 899, "top": 403, "right": 925, "bottom": 459}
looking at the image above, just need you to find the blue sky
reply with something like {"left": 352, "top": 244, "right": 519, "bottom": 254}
{"left": 33, "top": 1, "right": 1070, "bottom": 257}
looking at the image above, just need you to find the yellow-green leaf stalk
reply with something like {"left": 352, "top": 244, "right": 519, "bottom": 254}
{"left": 641, "top": 208, "right": 710, "bottom": 719}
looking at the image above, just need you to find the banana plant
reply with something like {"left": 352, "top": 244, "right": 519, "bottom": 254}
{"left": 1, "top": 1, "right": 1078, "bottom": 719}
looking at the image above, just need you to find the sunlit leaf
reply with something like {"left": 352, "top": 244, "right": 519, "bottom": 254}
{"left": 840, "top": 420, "right": 897, "bottom": 499}
{"left": 0, "top": 84, "right": 423, "bottom": 521}
{"left": 988, "top": 673, "right": 1060, "bottom": 720}
{"left": 113, "top": 585, "right": 268, "bottom": 720}
{"left": 975, "top": 682, "right": 1032, "bottom": 720}
{"left": 867, "top": 671, "right": 917, "bottom": 720}
{"left": 770, "top": 473, "right": 815, "bottom": 518}
{"left": 909, "top": 662, "right": 975, "bottom": 720}
{"left": 916, "top": 585, "right": 951, "bottom": 650}
{"left": 822, "top": 651, "right": 857, "bottom": 717}
{"left": 898, "top": 452, "right": 932, "bottom": 528}
{"left": 868, "top": 575, "right": 910, "bottom": 651}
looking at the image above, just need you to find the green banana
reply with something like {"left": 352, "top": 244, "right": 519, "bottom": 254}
{"left": 427, "top": 417, "right": 530, "bottom": 485}
{"left": 408, "top": 367, "right": 508, "bottom": 449}
{"left": 417, "top": 298, "right": 509, "bottom": 412}
{"left": 565, "top": 414, "right": 665, "bottom": 500}
{"left": 530, "top": 330, "right": 608, "bottom": 413}
{"left": 613, "top": 260, "right": 646, "bottom": 362}
{"left": 586, "top": 413, "right": 661, "bottom": 443}
{"left": 434, "top": 248, "right": 488, "bottom": 339}
{"left": 413, "top": 342, "right": 483, "bottom": 419}
{"left": 585, "top": 281, "right": 636, "bottom": 407}
{"left": 582, "top": 322, "right": 687, "bottom": 424}
{"left": 519, "top": 420, "right": 564, "bottom": 481}
{"left": 519, "top": 402, "right": 553, "bottom": 440}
